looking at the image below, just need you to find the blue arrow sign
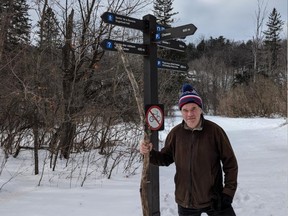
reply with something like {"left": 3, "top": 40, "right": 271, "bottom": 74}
{"left": 154, "top": 24, "right": 197, "bottom": 41}
{"left": 157, "top": 58, "right": 189, "bottom": 71}
{"left": 158, "top": 40, "right": 187, "bottom": 52}
{"left": 101, "top": 12, "right": 145, "bottom": 31}
{"left": 100, "top": 39, "right": 148, "bottom": 55}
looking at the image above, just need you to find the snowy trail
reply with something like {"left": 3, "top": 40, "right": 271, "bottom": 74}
{"left": 0, "top": 116, "right": 287, "bottom": 216}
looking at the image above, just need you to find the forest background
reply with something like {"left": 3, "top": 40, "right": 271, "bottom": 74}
{"left": 0, "top": 0, "right": 287, "bottom": 181}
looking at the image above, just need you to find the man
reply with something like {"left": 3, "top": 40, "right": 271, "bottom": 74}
{"left": 140, "top": 84, "right": 238, "bottom": 216}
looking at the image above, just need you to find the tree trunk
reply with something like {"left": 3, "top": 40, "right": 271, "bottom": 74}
{"left": 60, "top": 9, "right": 75, "bottom": 159}
{"left": 33, "top": 125, "right": 39, "bottom": 175}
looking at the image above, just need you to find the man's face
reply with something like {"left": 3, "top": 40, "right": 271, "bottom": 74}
{"left": 181, "top": 103, "right": 202, "bottom": 129}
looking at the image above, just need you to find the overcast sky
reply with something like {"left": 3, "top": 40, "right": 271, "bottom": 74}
{"left": 168, "top": 0, "right": 287, "bottom": 43}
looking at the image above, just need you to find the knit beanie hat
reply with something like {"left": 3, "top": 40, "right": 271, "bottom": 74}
{"left": 178, "top": 84, "right": 203, "bottom": 110}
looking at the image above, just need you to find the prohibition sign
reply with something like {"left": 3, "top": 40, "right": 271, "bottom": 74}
{"left": 146, "top": 105, "right": 164, "bottom": 131}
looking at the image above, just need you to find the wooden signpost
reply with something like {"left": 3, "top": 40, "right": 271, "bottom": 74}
{"left": 101, "top": 12, "right": 197, "bottom": 216}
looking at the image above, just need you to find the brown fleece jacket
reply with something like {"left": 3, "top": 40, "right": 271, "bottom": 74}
{"left": 149, "top": 116, "right": 238, "bottom": 209}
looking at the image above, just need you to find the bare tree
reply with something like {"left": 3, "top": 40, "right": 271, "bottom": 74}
{"left": 252, "top": 0, "right": 267, "bottom": 79}
{"left": 0, "top": 0, "right": 152, "bottom": 180}
{"left": 25, "top": 0, "right": 151, "bottom": 163}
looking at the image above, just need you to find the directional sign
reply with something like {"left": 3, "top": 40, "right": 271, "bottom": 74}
{"left": 101, "top": 12, "right": 145, "bottom": 31}
{"left": 158, "top": 40, "right": 187, "bottom": 52}
{"left": 156, "top": 23, "right": 170, "bottom": 32}
{"left": 100, "top": 39, "right": 148, "bottom": 55}
{"left": 157, "top": 58, "right": 189, "bottom": 72}
{"left": 154, "top": 24, "right": 197, "bottom": 41}
{"left": 145, "top": 104, "right": 164, "bottom": 131}
{"left": 155, "top": 24, "right": 187, "bottom": 52}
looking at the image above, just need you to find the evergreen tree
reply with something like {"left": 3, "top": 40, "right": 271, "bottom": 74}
{"left": 153, "top": 0, "right": 178, "bottom": 26}
{"left": 0, "top": 0, "right": 31, "bottom": 50}
{"left": 263, "top": 8, "right": 284, "bottom": 70}
{"left": 153, "top": 0, "right": 182, "bottom": 113}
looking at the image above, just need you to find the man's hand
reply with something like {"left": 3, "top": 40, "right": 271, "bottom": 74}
{"left": 139, "top": 140, "right": 153, "bottom": 155}
{"left": 221, "top": 193, "right": 233, "bottom": 209}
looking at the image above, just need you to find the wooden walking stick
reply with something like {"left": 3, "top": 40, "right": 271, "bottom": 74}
{"left": 116, "top": 44, "right": 150, "bottom": 216}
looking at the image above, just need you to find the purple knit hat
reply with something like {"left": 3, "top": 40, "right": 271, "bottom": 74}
{"left": 178, "top": 84, "right": 203, "bottom": 110}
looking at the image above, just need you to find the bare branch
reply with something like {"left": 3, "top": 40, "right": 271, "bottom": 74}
{"left": 115, "top": 44, "right": 150, "bottom": 216}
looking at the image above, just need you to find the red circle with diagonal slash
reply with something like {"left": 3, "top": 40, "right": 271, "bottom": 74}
{"left": 146, "top": 105, "right": 164, "bottom": 130}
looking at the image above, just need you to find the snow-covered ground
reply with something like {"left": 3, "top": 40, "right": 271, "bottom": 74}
{"left": 0, "top": 115, "right": 287, "bottom": 216}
